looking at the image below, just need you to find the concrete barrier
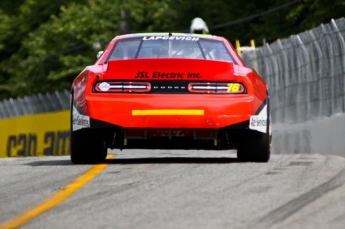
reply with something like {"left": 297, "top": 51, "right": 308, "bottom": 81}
{"left": 0, "top": 111, "right": 70, "bottom": 158}
{"left": 272, "top": 113, "right": 345, "bottom": 157}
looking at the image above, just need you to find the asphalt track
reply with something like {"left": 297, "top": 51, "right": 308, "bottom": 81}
{"left": 0, "top": 150, "right": 345, "bottom": 229}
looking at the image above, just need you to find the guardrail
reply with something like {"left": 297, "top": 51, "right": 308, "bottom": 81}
{"left": 241, "top": 17, "right": 345, "bottom": 124}
{"left": 0, "top": 90, "right": 70, "bottom": 120}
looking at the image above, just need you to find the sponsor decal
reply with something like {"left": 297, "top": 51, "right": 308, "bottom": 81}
{"left": 250, "top": 117, "right": 267, "bottom": 127}
{"left": 142, "top": 36, "right": 199, "bottom": 41}
{"left": 249, "top": 104, "right": 268, "bottom": 133}
{"left": 0, "top": 110, "right": 70, "bottom": 158}
{"left": 72, "top": 105, "right": 90, "bottom": 131}
{"left": 73, "top": 116, "right": 89, "bottom": 127}
{"left": 6, "top": 131, "right": 70, "bottom": 157}
{"left": 135, "top": 71, "right": 203, "bottom": 79}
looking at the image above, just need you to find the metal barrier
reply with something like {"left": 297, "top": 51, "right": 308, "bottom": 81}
{"left": 242, "top": 18, "right": 345, "bottom": 124}
{"left": 0, "top": 90, "right": 70, "bottom": 119}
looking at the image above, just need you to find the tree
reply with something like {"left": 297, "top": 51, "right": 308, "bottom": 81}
{"left": 1, "top": 0, "right": 344, "bottom": 100}
{"left": 0, "top": 0, "right": 85, "bottom": 99}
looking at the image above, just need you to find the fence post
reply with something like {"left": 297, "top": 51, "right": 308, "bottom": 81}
{"left": 330, "top": 19, "right": 345, "bottom": 114}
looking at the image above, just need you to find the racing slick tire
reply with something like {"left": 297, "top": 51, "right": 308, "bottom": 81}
{"left": 237, "top": 131, "right": 270, "bottom": 162}
{"left": 70, "top": 129, "right": 108, "bottom": 164}
{"left": 70, "top": 93, "right": 107, "bottom": 164}
{"left": 237, "top": 94, "right": 271, "bottom": 162}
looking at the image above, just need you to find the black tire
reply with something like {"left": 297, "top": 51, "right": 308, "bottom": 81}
{"left": 70, "top": 93, "right": 107, "bottom": 164}
{"left": 237, "top": 130, "right": 270, "bottom": 162}
{"left": 70, "top": 129, "right": 107, "bottom": 164}
{"left": 237, "top": 94, "right": 271, "bottom": 162}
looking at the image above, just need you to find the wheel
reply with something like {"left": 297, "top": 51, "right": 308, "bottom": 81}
{"left": 70, "top": 93, "right": 107, "bottom": 164}
{"left": 237, "top": 130, "right": 270, "bottom": 162}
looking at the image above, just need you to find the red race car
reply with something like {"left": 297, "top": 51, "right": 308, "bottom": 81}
{"left": 70, "top": 33, "right": 271, "bottom": 163}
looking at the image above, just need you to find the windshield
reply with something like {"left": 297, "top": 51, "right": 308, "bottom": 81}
{"left": 106, "top": 36, "right": 235, "bottom": 63}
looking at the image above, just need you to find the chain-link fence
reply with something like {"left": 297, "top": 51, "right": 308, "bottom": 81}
{"left": 0, "top": 90, "right": 70, "bottom": 119}
{"left": 242, "top": 17, "right": 345, "bottom": 124}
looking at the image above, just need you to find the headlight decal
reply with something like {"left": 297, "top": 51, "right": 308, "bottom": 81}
{"left": 188, "top": 82, "right": 245, "bottom": 94}
{"left": 94, "top": 82, "right": 151, "bottom": 93}
{"left": 93, "top": 81, "right": 245, "bottom": 94}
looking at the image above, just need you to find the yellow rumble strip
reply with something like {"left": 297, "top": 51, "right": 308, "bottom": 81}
{"left": 132, "top": 109, "right": 204, "bottom": 116}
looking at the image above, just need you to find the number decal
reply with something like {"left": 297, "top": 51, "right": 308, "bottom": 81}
{"left": 227, "top": 83, "right": 240, "bottom": 93}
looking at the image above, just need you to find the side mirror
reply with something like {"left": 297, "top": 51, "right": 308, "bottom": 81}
{"left": 97, "top": 51, "right": 104, "bottom": 59}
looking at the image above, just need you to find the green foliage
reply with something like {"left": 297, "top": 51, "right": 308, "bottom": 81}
{"left": 0, "top": 0, "right": 344, "bottom": 100}
{"left": 0, "top": 0, "right": 25, "bottom": 15}
{"left": 123, "top": 0, "right": 178, "bottom": 32}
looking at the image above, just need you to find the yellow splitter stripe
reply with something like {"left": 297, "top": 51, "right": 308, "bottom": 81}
{"left": 132, "top": 109, "right": 204, "bottom": 116}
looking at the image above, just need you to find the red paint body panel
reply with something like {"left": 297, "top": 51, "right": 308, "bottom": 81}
{"left": 103, "top": 58, "right": 235, "bottom": 81}
{"left": 86, "top": 94, "right": 253, "bottom": 128}
{"left": 72, "top": 34, "right": 267, "bottom": 129}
